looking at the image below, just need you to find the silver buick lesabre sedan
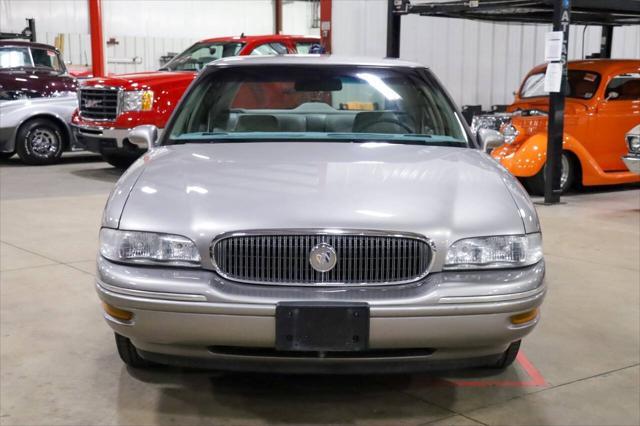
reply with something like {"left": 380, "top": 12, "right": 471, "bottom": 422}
{"left": 96, "top": 56, "right": 545, "bottom": 373}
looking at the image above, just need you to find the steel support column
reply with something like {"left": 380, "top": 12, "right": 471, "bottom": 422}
{"left": 544, "top": 0, "right": 571, "bottom": 204}
{"left": 274, "top": 0, "right": 283, "bottom": 35}
{"left": 27, "top": 18, "right": 36, "bottom": 42}
{"left": 386, "top": 0, "right": 401, "bottom": 58}
{"left": 320, "top": 0, "right": 332, "bottom": 53}
{"left": 88, "top": 0, "right": 106, "bottom": 77}
{"left": 600, "top": 25, "right": 613, "bottom": 58}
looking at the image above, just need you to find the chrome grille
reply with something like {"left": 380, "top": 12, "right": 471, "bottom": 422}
{"left": 79, "top": 87, "right": 120, "bottom": 120}
{"left": 211, "top": 230, "right": 434, "bottom": 286}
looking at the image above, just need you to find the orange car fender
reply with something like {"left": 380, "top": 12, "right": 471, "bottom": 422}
{"left": 492, "top": 133, "right": 596, "bottom": 180}
{"left": 492, "top": 133, "right": 547, "bottom": 178}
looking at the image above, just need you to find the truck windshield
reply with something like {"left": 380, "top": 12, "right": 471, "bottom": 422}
{"left": 0, "top": 46, "right": 65, "bottom": 73}
{"left": 520, "top": 70, "right": 601, "bottom": 99}
{"left": 160, "top": 42, "right": 244, "bottom": 71}
{"left": 167, "top": 65, "right": 468, "bottom": 146}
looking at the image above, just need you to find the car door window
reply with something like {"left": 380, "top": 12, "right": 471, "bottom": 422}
{"left": 605, "top": 73, "right": 640, "bottom": 101}
{"left": 31, "top": 48, "right": 64, "bottom": 72}
{"left": 249, "top": 43, "right": 288, "bottom": 56}
{"left": 295, "top": 42, "right": 315, "bottom": 54}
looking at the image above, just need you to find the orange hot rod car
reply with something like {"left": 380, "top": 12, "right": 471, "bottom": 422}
{"left": 488, "top": 59, "right": 640, "bottom": 194}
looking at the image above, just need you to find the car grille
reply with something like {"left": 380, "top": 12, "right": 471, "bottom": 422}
{"left": 79, "top": 87, "right": 120, "bottom": 120}
{"left": 211, "top": 230, "right": 434, "bottom": 286}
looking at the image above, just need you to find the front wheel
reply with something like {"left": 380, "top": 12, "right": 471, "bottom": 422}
{"left": 524, "top": 152, "right": 575, "bottom": 196}
{"left": 114, "top": 333, "right": 156, "bottom": 369}
{"left": 15, "top": 118, "right": 65, "bottom": 165}
{"left": 488, "top": 340, "right": 521, "bottom": 369}
{"left": 101, "top": 152, "right": 140, "bottom": 169}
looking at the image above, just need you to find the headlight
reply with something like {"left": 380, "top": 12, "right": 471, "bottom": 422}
{"left": 500, "top": 123, "right": 520, "bottom": 144}
{"left": 444, "top": 233, "right": 543, "bottom": 270}
{"left": 99, "top": 228, "right": 200, "bottom": 266}
{"left": 122, "top": 90, "right": 154, "bottom": 112}
{"left": 627, "top": 134, "right": 640, "bottom": 154}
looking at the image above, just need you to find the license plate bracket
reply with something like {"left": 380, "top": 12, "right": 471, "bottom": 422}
{"left": 275, "top": 302, "right": 370, "bottom": 352}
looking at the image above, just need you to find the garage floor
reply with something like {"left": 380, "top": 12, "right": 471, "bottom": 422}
{"left": 1, "top": 155, "right": 639, "bottom": 426}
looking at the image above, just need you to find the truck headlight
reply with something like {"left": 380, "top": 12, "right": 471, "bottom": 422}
{"left": 627, "top": 134, "right": 640, "bottom": 154}
{"left": 444, "top": 233, "right": 543, "bottom": 270}
{"left": 99, "top": 228, "right": 200, "bottom": 266}
{"left": 122, "top": 90, "right": 154, "bottom": 112}
{"left": 500, "top": 123, "right": 520, "bottom": 144}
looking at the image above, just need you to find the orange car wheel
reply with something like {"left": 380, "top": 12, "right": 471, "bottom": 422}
{"left": 524, "top": 152, "right": 576, "bottom": 195}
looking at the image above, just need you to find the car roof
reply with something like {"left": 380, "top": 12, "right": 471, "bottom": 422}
{"left": 527, "top": 59, "right": 640, "bottom": 76}
{"left": 200, "top": 34, "right": 320, "bottom": 44}
{"left": 207, "top": 54, "right": 425, "bottom": 69}
{"left": 0, "top": 40, "right": 59, "bottom": 50}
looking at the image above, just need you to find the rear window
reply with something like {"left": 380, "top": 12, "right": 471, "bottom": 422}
{"left": 520, "top": 70, "right": 601, "bottom": 99}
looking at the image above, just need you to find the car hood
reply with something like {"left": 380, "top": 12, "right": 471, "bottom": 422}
{"left": 116, "top": 142, "right": 529, "bottom": 269}
{"left": 0, "top": 69, "right": 76, "bottom": 98}
{"left": 82, "top": 71, "right": 196, "bottom": 91}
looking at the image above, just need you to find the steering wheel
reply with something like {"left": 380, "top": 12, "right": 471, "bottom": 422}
{"left": 357, "top": 118, "right": 414, "bottom": 134}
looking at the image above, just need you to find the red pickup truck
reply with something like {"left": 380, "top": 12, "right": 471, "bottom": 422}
{"left": 71, "top": 34, "right": 320, "bottom": 167}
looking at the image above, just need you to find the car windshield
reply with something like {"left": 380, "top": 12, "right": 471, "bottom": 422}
{"left": 520, "top": 70, "right": 601, "bottom": 99}
{"left": 160, "top": 42, "right": 244, "bottom": 71}
{"left": 0, "top": 46, "right": 65, "bottom": 72}
{"left": 168, "top": 65, "right": 468, "bottom": 146}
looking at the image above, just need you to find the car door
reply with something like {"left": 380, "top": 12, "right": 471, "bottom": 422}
{"left": 591, "top": 72, "right": 640, "bottom": 171}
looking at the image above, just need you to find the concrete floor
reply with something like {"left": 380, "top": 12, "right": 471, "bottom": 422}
{"left": 1, "top": 154, "right": 639, "bottom": 426}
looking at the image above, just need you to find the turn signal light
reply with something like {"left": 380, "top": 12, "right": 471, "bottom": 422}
{"left": 140, "top": 90, "right": 154, "bottom": 111}
{"left": 102, "top": 302, "right": 133, "bottom": 321}
{"left": 510, "top": 308, "right": 539, "bottom": 325}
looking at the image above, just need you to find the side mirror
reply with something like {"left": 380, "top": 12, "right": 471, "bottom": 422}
{"left": 478, "top": 128, "right": 505, "bottom": 154}
{"left": 128, "top": 125, "right": 159, "bottom": 150}
{"left": 606, "top": 91, "right": 619, "bottom": 101}
{"left": 209, "top": 46, "right": 218, "bottom": 55}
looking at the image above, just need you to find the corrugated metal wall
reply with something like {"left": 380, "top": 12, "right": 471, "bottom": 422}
{"left": 332, "top": 0, "right": 640, "bottom": 109}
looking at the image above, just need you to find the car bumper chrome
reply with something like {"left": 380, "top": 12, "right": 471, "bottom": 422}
{"left": 623, "top": 155, "right": 640, "bottom": 175}
{"left": 96, "top": 257, "right": 546, "bottom": 371}
{"left": 71, "top": 124, "right": 162, "bottom": 153}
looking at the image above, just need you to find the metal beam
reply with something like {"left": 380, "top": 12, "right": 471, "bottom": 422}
{"left": 600, "top": 25, "right": 613, "bottom": 58}
{"left": 386, "top": 0, "right": 401, "bottom": 58}
{"left": 320, "top": 0, "right": 332, "bottom": 53}
{"left": 88, "top": 0, "right": 106, "bottom": 77}
{"left": 400, "top": 0, "right": 640, "bottom": 25}
{"left": 544, "top": 0, "right": 571, "bottom": 204}
{"left": 274, "top": 0, "right": 283, "bottom": 35}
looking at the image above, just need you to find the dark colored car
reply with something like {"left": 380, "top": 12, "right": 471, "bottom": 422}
{"left": 0, "top": 40, "right": 77, "bottom": 100}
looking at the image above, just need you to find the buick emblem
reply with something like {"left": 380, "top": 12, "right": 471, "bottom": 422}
{"left": 309, "top": 243, "right": 337, "bottom": 273}
{"left": 84, "top": 99, "right": 101, "bottom": 108}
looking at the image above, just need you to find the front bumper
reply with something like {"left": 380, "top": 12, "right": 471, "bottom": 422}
{"left": 96, "top": 257, "right": 546, "bottom": 372}
{"left": 71, "top": 124, "right": 161, "bottom": 154}
{"left": 623, "top": 155, "right": 640, "bottom": 175}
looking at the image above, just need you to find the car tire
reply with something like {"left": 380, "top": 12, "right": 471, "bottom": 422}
{"left": 0, "top": 152, "right": 14, "bottom": 160}
{"left": 15, "top": 118, "right": 65, "bottom": 165}
{"left": 101, "top": 152, "right": 140, "bottom": 169}
{"left": 525, "top": 152, "right": 575, "bottom": 196}
{"left": 488, "top": 340, "right": 521, "bottom": 369}
{"left": 114, "top": 333, "right": 156, "bottom": 369}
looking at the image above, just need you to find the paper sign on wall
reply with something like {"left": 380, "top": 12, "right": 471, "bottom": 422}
{"left": 544, "top": 31, "right": 563, "bottom": 62}
{"left": 544, "top": 62, "right": 563, "bottom": 93}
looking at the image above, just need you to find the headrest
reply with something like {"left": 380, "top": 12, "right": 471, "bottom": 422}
{"left": 235, "top": 115, "right": 279, "bottom": 132}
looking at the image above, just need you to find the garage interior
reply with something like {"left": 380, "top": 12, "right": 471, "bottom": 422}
{"left": 1, "top": 1, "right": 639, "bottom": 425}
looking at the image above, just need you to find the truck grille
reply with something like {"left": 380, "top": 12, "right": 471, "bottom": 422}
{"left": 79, "top": 87, "right": 120, "bottom": 120}
{"left": 211, "top": 230, "right": 434, "bottom": 286}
